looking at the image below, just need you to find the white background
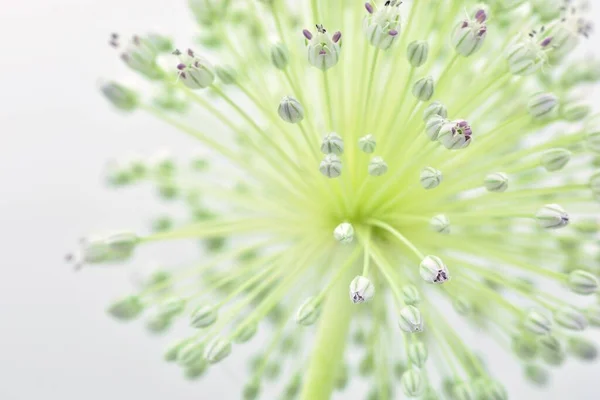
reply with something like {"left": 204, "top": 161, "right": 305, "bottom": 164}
{"left": 0, "top": 1, "right": 599, "bottom": 399}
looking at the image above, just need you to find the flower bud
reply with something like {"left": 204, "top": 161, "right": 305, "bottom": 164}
{"left": 368, "top": 156, "right": 388, "bottom": 176}
{"left": 234, "top": 322, "right": 258, "bottom": 344}
{"left": 430, "top": 214, "right": 450, "bottom": 234}
{"left": 321, "top": 133, "right": 344, "bottom": 155}
{"left": 540, "top": 148, "right": 571, "bottom": 172}
{"left": 535, "top": 204, "right": 569, "bottom": 229}
{"left": 423, "top": 101, "right": 448, "bottom": 121}
{"left": 146, "top": 313, "right": 171, "bottom": 334}
{"left": 101, "top": 82, "right": 138, "bottom": 111}
{"left": 204, "top": 337, "right": 232, "bottom": 364}
{"left": 568, "top": 270, "right": 599, "bottom": 295}
{"left": 407, "top": 341, "right": 428, "bottom": 367}
{"left": 554, "top": 306, "right": 588, "bottom": 331}
{"left": 107, "top": 296, "right": 143, "bottom": 321}
{"left": 215, "top": 65, "right": 236, "bottom": 85}
{"left": 363, "top": 1, "right": 402, "bottom": 50}
{"left": 295, "top": 297, "right": 320, "bottom": 326}
{"left": 398, "top": 305, "right": 424, "bottom": 333}
{"left": 420, "top": 167, "right": 443, "bottom": 189}
{"left": 524, "top": 309, "right": 552, "bottom": 335}
{"left": 561, "top": 102, "right": 591, "bottom": 122}
{"left": 478, "top": 380, "right": 508, "bottom": 400}
{"left": 451, "top": 9, "right": 488, "bottom": 57}
{"left": 412, "top": 76, "right": 435, "bottom": 101}
{"left": 407, "top": 41, "right": 429, "bottom": 67}
{"left": 190, "top": 305, "right": 218, "bottom": 328}
{"left": 505, "top": 34, "right": 550, "bottom": 76}
{"left": 419, "top": 255, "right": 450, "bottom": 284}
{"left": 586, "top": 304, "right": 600, "bottom": 327}
{"left": 175, "top": 49, "right": 215, "bottom": 89}
{"left": 538, "top": 335, "right": 565, "bottom": 366}
{"left": 528, "top": 92, "right": 559, "bottom": 119}
{"left": 158, "top": 297, "right": 186, "bottom": 318}
{"left": 243, "top": 379, "right": 260, "bottom": 400}
{"left": 349, "top": 275, "right": 375, "bottom": 303}
{"left": 438, "top": 120, "right": 472, "bottom": 150}
{"left": 568, "top": 337, "right": 598, "bottom": 361}
{"left": 524, "top": 364, "right": 549, "bottom": 386}
{"left": 401, "top": 285, "right": 420, "bottom": 305}
{"left": 304, "top": 24, "right": 342, "bottom": 70}
{"left": 484, "top": 172, "right": 509, "bottom": 193}
{"left": 512, "top": 334, "right": 539, "bottom": 360}
{"left": 68, "top": 231, "right": 139, "bottom": 268}
{"left": 270, "top": 42, "right": 289, "bottom": 69}
{"left": 359, "top": 134, "right": 377, "bottom": 153}
{"left": 453, "top": 383, "right": 475, "bottom": 400}
{"left": 333, "top": 222, "right": 354, "bottom": 244}
{"left": 278, "top": 96, "right": 304, "bottom": 124}
{"left": 178, "top": 341, "right": 205, "bottom": 367}
{"left": 320, "top": 154, "right": 342, "bottom": 178}
{"left": 164, "top": 338, "right": 192, "bottom": 362}
{"left": 120, "top": 35, "right": 163, "bottom": 79}
{"left": 424, "top": 115, "right": 448, "bottom": 141}
{"left": 401, "top": 369, "right": 424, "bottom": 397}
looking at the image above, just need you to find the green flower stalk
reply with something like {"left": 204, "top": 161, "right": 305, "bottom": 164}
{"left": 71, "top": 0, "right": 600, "bottom": 398}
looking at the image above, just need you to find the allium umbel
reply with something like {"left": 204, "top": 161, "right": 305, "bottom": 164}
{"left": 78, "top": 0, "right": 600, "bottom": 398}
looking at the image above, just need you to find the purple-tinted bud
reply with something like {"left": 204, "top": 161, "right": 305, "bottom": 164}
{"left": 303, "top": 29, "right": 313, "bottom": 40}
{"left": 365, "top": 3, "right": 374, "bottom": 14}
{"left": 475, "top": 9, "right": 487, "bottom": 24}
{"left": 389, "top": 30, "right": 399, "bottom": 36}
{"left": 332, "top": 31, "right": 342, "bottom": 43}
{"left": 540, "top": 37, "right": 553, "bottom": 47}
{"left": 177, "top": 63, "right": 186, "bottom": 70}
{"left": 478, "top": 26, "right": 487, "bottom": 37}
{"left": 462, "top": 21, "right": 469, "bottom": 29}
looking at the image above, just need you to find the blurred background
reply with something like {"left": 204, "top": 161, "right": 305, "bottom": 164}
{"left": 0, "top": 0, "right": 599, "bottom": 399}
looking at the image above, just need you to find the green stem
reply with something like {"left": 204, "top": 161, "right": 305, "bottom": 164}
{"left": 300, "top": 264, "right": 354, "bottom": 400}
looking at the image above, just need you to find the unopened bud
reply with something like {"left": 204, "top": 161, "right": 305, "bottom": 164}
{"left": 407, "top": 41, "right": 429, "bottom": 67}
{"left": 401, "top": 285, "right": 421, "bottom": 305}
{"left": 420, "top": 167, "right": 443, "bottom": 189}
{"left": 423, "top": 101, "right": 448, "bottom": 121}
{"left": 484, "top": 172, "right": 509, "bottom": 192}
{"left": 430, "top": 214, "right": 450, "bottom": 234}
{"left": 528, "top": 92, "right": 559, "bottom": 119}
{"left": 368, "top": 156, "right": 388, "bottom": 176}
{"left": 349, "top": 275, "right": 375, "bottom": 303}
{"left": 419, "top": 255, "right": 450, "bottom": 284}
{"left": 295, "top": 297, "right": 320, "bottom": 326}
{"left": 319, "top": 154, "right": 342, "bottom": 178}
{"left": 359, "top": 134, "right": 377, "bottom": 153}
{"left": 554, "top": 306, "right": 588, "bottom": 331}
{"left": 535, "top": 204, "right": 569, "bottom": 229}
{"left": 401, "top": 368, "right": 424, "bottom": 397}
{"left": 412, "top": 76, "right": 435, "bottom": 101}
{"left": 568, "top": 270, "right": 599, "bottom": 295}
{"left": 425, "top": 115, "right": 448, "bottom": 141}
{"left": 101, "top": 82, "right": 139, "bottom": 111}
{"left": 540, "top": 148, "right": 571, "bottom": 172}
{"left": 234, "top": 322, "right": 258, "bottom": 344}
{"left": 333, "top": 222, "right": 354, "bottom": 244}
{"left": 321, "top": 133, "right": 344, "bottom": 155}
{"left": 204, "top": 337, "right": 232, "bottom": 364}
{"left": 407, "top": 341, "right": 428, "bottom": 367}
{"left": 568, "top": 337, "right": 598, "bottom": 361}
{"left": 524, "top": 309, "right": 552, "bottom": 335}
{"left": 278, "top": 96, "right": 304, "bottom": 123}
{"left": 398, "top": 305, "right": 424, "bottom": 333}
{"left": 107, "top": 296, "right": 143, "bottom": 321}
{"left": 190, "top": 305, "right": 218, "bottom": 328}
{"left": 270, "top": 42, "right": 289, "bottom": 69}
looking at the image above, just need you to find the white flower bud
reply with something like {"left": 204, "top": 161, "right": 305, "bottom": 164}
{"left": 420, "top": 167, "right": 443, "bottom": 189}
{"left": 407, "top": 341, "right": 428, "bottom": 367}
{"left": 215, "top": 65, "right": 236, "bottom": 85}
{"left": 333, "top": 222, "right": 354, "bottom": 244}
{"left": 528, "top": 92, "right": 559, "bottom": 119}
{"left": 423, "top": 101, "right": 448, "bottom": 121}
{"left": 363, "top": 1, "right": 402, "bottom": 50}
{"left": 233, "top": 322, "right": 258, "bottom": 344}
{"left": 407, "top": 41, "right": 429, "bottom": 67}
{"left": 401, "top": 285, "right": 421, "bottom": 305}
{"left": 68, "top": 231, "right": 139, "bottom": 268}
{"left": 101, "top": 82, "right": 139, "bottom": 111}
{"left": 554, "top": 306, "right": 588, "bottom": 331}
{"left": 107, "top": 296, "right": 143, "bottom": 321}
{"left": 401, "top": 368, "right": 424, "bottom": 397}
{"left": 484, "top": 172, "right": 509, "bottom": 193}
{"left": 438, "top": 120, "right": 473, "bottom": 150}
{"left": 419, "top": 255, "right": 450, "bottom": 284}
{"left": 424, "top": 115, "right": 448, "bottom": 141}
{"left": 146, "top": 312, "right": 171, "bottom": 334}
{"left": 359, "top": 134, "right": 377, "bottom": 153}
{"left": 158, "top": 297, "right": 186, "bottom": 319}
{"left": 541, "top": 148, "right": 571, "bottom": 172}
{"left": 368, "top": 156, "right": 388, "bottom": 176}
{"left": 586, "top": 132, "right": 600, "bottom": 153}
{"left": 349, "top": 275, "right": 375, "bottom": 303}
{"left": 175, "top": 49, "right": 215, "bottom": 89}
{"left": 304, "top": 25, "right": 342, "bottom": 70}
{"left": 568, "top": 270, "right": 599, "bottom": 295}
{"left": 525, "top": 365, "right": 549, "bottom": 386}
{"left": 538, "top": 335, "right": 563, "bottom": 360}
{"left": 452, "top": 296, "right": 473, "bottom": 316}
{"left": 398, "top": 305, "right": 424, "bottom": 333}
{"left": 164, "top": 338, "right": 192, "bottom": 362}
{"left": 295, "top": 297, "right": 320, "bottom": 326}
{"left": 586, "top": 304, "right": 600, "bottom": 327}
{"left": 270, "top": 42, "right": 289, "bottom": 69}
{"left": 412, "top": 76, "right": 435, "bottom": 101}
{"left": 321, "top": 133, "right": 344, "bottom": 155}
{"left": 190, "top": 305, "right": 218, "bottom": 328}
{"left": 561, "top": 102, "right": 591, "bottom": 122}
{"left": 535, "top": 204, "right": 569, "bottom": 229}
{"left": 430, "top": 214, "right": 450, "bottom": 234}
{"left": 178, "top": 341, "right": 205, "bottom": 367}
{"left": 512, "top": 334, "right": 539, "bottom": 360}
{"left": 524, "top": 309, "right": 552, "bottom": 335}
{"left": 451, "top": 9, "right": 488, "bottom": 57}
{"left": 204, "top": 337, "right": 232, "bottom": 364}
{"left": 505, "top": 34, "right": 550, "bottom": 76}
{"left": 320, "top": 154, "right": 342, "bottom": 178}
{"left": 568, "top": 337, "right": 598, "bottom": 361}
{"left": 278, "top": 96, "right": 304, "bottom": 124}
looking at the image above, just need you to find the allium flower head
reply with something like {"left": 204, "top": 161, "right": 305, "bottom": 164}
{"left": 78, "top": 0, "right": 600, "bottom": 397}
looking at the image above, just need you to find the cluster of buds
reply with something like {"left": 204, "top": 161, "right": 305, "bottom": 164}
{"left": 451, "top": 8, "right": 488, "bottom": 57}
{"left": 303, "top": 24, "right": 342, "bottom": 71}
{"left": 363, "top": 1, "right": 402, "bottom": 50}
